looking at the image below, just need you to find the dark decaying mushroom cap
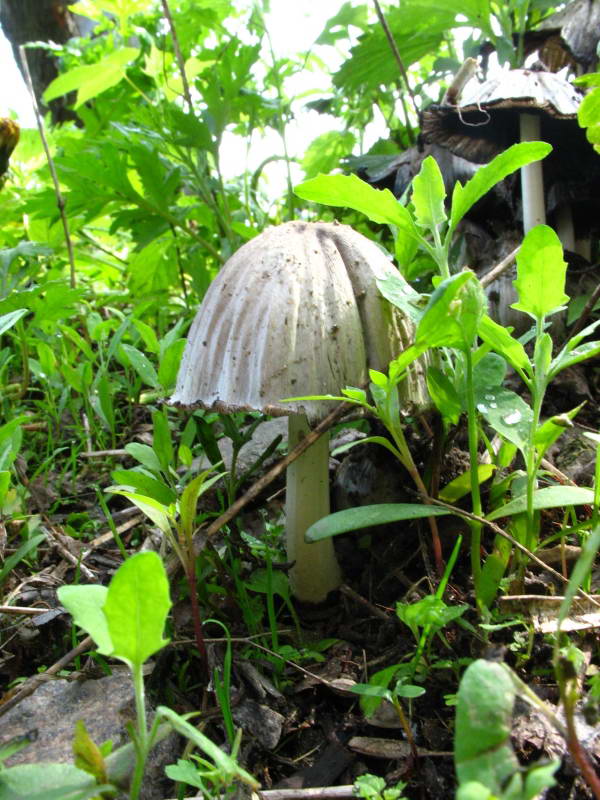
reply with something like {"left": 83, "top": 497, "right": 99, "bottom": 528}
{"left": 421, "top": 69, "right": 584, "bottom": 164}
{"left": 170, "top": 221, "right": 422, "bottom": 423}
{"left": 536, "top": 0, "right": 600, "bottom": 72}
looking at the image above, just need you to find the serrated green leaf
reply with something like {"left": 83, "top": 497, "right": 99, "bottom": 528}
{"left": 44, "top": 48, "right": 139, "bottom": 108}
{"left": 103, "top": 551, "right": 171, "bottom": 668}
{"left": 512, "top": 226, "right": 569, "bottom": 320}
{"left": 450, "top": 142, "right": 552, "bottom": 231}
{"left": 294, "top": 173, "right": 419, "bottom": 234}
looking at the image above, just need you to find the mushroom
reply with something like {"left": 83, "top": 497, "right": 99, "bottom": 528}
{"left": 170, "top": 220, "right": 426, "bottom": 603}
{"left": 421, "top": 68, "right": 589, "bottom": 235}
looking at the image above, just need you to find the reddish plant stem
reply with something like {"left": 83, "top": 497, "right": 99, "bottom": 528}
{"left": 185, "top": 562, "right": 210, "bottom": 679}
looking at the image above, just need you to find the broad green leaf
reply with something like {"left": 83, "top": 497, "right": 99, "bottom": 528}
{"left": 110, "top": 469, "right": 176, "bottom": 506}
{"left": 427, "top": 366, "right": 462, "bottom": 424}
{"left": 454, "top": 660, "right": 518, "bottom": 793}
{"left": 58, "top": 585, "right": 112, "bottom": 655}
{"left": 477, "top": 315, "right": 530, "bottom": 377}
{"left": 294, "top": 174, "right": 419, "bottom": 234}
{"left": 44, "top": 48, "right": 139, "bottom": 108}
{"left": 415, "top": 271, "right": 478, "bottom": 351}
{"left": 301, "top": 131, "right": 357, "bottom": 179}
{"left": 103, "top": 551, "right": 171, "bottom": 668}
{"left": 124, "top": 442, "right": 163, "bottom": 474}
{"left": 106, "top": 489, "right": 173, "bottom": 536}
{"left": 512, "top": 226, "right": 568, "bottom": 320}
{"left": 450, "top": 142, "right": 552, "bottom": 231}
{"left": 549, "top": 339, "right": 600, "bottom": 379}
{"left": 306, "top": 503, "right": 451, "bottom": 542}
{"left": 152, "top": 409, "right": 174, "bottom": 476}
{"left": 0, "top": 763, "right": 101, "bottom": 800}
{"left": 158, "top": 338, "right": 186, "bottom": 391}
{"left": 0, "top": 308, "right": 27, "bottom": 336}
{"left": 376, "top": 272, "right": 424, "bottom": 324}
{"left": 476, "top": 388, "right": 533, "bottom": 452}
{"left": 439, "top": 465, "right": 495, "bottom": 503}
{"left": 121, "top": 344, "right": 159, "bottom": 389}
{"left": 411, "top": 156, "right": 446, "bottom": 230}
{"left": 487, "top": 486, "right": 594, "bottom": 521}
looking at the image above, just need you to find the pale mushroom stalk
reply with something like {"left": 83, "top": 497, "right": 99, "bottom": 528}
{"left": 519, "top": 113, "right": 546, "bottom": 232}
{"left": 286, "top": 416, "right": 340, "bottom": 602}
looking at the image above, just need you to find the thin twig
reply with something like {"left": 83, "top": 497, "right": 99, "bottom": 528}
{"left": 160, "top": 0, "right": 193, "bottom": 111}
{"left": 0, "top": 636, "right": 93, "bottom": 718}
{"left": 18, "top": 46, "right": 76, "bottom": 290}
{"left": 480, "top": 246, "right": 520, "bottom": 289}
{"left": 372, "top": 0, "right": 420, "bottom": 122}
{"left": 427, "top": 496, "right": 600, "bottom": 607}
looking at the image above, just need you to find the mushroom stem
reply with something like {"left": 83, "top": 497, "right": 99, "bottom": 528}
{"left": 555, "top": 205, "right": 575, "bottom": 252}
{"left": 519, "top": 113, "right": 546, "bottom": 232}
{"left": 286, "top": 414, "right": 342, "bottom": 603}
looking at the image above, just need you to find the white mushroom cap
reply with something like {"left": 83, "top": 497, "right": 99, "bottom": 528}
{"left": 171, "top": 220, "right": 416, "bottom": 422}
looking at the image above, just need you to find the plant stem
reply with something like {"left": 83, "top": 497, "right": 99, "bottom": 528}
{"left": 185, "top": 561, "right": 210, "bottom": 678}
{"left": 129, "top": 663, "right": 149, "bottom": 800}
{"left": 18, "top": 46, "right": 76, "bottom": 289}
{"left": 464, "top": 348, "right": 483, "bottom": 598}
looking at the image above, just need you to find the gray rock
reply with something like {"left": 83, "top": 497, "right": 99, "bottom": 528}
{"left": 2, "top": 670, "right": 179, "bottom": 800}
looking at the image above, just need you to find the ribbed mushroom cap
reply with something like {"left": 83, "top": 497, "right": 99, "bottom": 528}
{"left": 421, "top": 69, "right": 583, "bottom": 164}
{"left": 170, "top": 221, "right": 416, "bottom": 422}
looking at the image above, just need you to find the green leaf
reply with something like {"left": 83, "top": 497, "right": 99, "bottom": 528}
{"left": 487, "top": 486, "right": 594, "bottom": 521}
{"left": 152, "top": 409, "right": 174, "bottom": 476}
{"left": 157, "top": 706, "right": 259, "bottom": 788}
{"left": 477, "top": 315, "right": 530, "bottom": 377}
{"left": 427, "top": 366, "right": 462, "bottom": 424}
{"left": 106, "top": 489, "right": 173, "bottom": 537}
{"left": 376, "top": 272, "right": 424, "bottom": 324}
{"left": 110, "top": 469, "right": 176, "bottom": 506}
{"left": 294, "top": 173, "right": 419, "bottom": 234}
{"left": 450, "top": 142, "right": 552, "bottom": 231}
{"left": 439, "top": 465, "right": 495, "bottom": 503}
{"left": 454, "top": 660, "right": 518, "bottom": 793}
{"left": 512, "top": 226, "right": 569, "bottom": 320}
{"left": 476, "top": 388, "right": 533, "bottom": 453}
{"left": 0, "top": 533, "right": 46, "bottom": 587}
{"left": 124, "top": 442, "right": 163, "bottom": 474}
{"left": 302, "top": 131, "right": 357, "bottom": 179}
{"left": 158, "top": 338, "right": 186, "bottom": 391}
{"left": 72, "top": 721, "right": 108, "bottom": 784}
{"left": 43, "top": 48, "right": 139, "bottom": 108}
{"left": 533, "top": 404, "right": 583, "bottom": 458}
{"left": 58, "top": 585, "right": 112, "bottom": 655}
{"left": 411, "top": 156, "right": 446, "bottom": 230}
{"left": 416, "top": 271, "right": 481, "bottom": 352}
{"left": 179, "top": 468, "right": 225, "bottom": 541}
{"left": 306, "top": 503, "right": 452, "bottom": 542}
{"left": 103, "top": 551, "right": 171, "bottom": 669}
{"left": 121, "top": 344, "right": 160, "bottom": 389}
{"left": 0, "top": 308, "right": 27, "bottom": 336}
{"left": 0, "top": 763, "right": 102, "bottom": 800}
